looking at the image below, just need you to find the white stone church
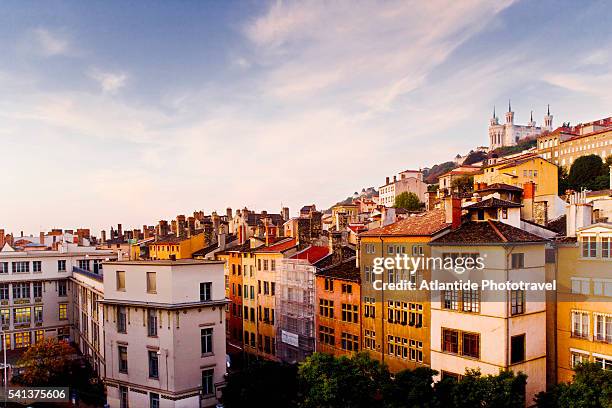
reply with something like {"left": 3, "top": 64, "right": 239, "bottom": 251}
{"left": 489, "top": 102, "right": 553, "bottom": 149}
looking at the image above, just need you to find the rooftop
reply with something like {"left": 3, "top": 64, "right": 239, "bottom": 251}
{"left": 316, "top": 256, "right": 360, "bottom": 282}
{"left": 290, "top": 245, "right": 330, "bottom": 263}
{"left": 431, "top": 220, "right": 547, "bottom": 245}
{"left": 105, "top": 259, "right": 224, "bottom": 266}
{"left": 360, "top": 209, "right": 449, "bottom": 237}
{"left": 465, "top": 197, "right": 522, "bottom": 209}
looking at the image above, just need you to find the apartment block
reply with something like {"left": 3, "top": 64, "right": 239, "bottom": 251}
{"left": 101, "top": 260, "right": 228, "bottom": 408}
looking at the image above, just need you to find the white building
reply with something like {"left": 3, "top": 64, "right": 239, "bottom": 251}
{"left": 379, "top": 170, "right": 428, "bottom": 207}
{"left": 489, "top": 103, "right": 553, "bottom": 150}
{"left": 101, "top": 260, "right": 228, "bottom": 408}
{"left": 0, "top": 243, "right": 114, "bottom": 352}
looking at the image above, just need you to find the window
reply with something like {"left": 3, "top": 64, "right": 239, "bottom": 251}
{"left": 271, "top": 282, "right": 276, "bottom": 296}
{"left": 319, "top": 299, "right": 334, "bottom": 318}
{"left": 594, "top": 313, "right": 612, "bottom": 343}
{"left": 364, "top": 330, "right": 376, "bottom": 350}
{"left": 35, "top": 330, "right": 44, "bottom": 344}
{"left": 341, "top": 304, "right": 359, "bottom": 323}
{"left": 264, "top": 281, "right": 269, "bottom": 295}
{"left": 462, "top": 332, "right": 480, "bottom": 358}
{"left": 78, "top": 259, "right": 90, "bottom": 271}
{"left": 387, "top": 336, "right": 407, "bottom": 358}
{"left": 13, "top": 283, "right": 30, "bottom": 300}
{"left": 0, "top": 284, "right": 7, "bottom": 301}
{"left": 202, "top": 369, "right": 214, "bottom": 396}
{"left": 117, "top": 306, "right": 127, "bottom": 333}
{"left": 571, "top": 351, "right": 589, "bottom": 369}
{"left": 13, "top": 307, "right": 31, "bottom": 325}
{"left": 118, "top": 346, "right": 128, "bottom": 373}
{"left": 364, "top": 297, "right": 376, "bottom": 318}
{"left": 116, "top": 271, "right": 126, "bottom": 291}
{"left": 462, "top": 289, "right": 480, "bottom": 313}
{"left": 442, "top": 328, "right": 459, "bottom": 354}
{"left": 119, "top": 386, "right": 129, "bottom": 408}
{"left": 409, "top": 303, "right": 423, "bottom": 327}
{"left": 201, "top": 328, "right": 213, "bottom": 354}
{"left": 341, "top": 332, "right": 359, "bottom": 351}
{"left": 593, "top": 279, "right": 612, "bottom": 297}
{"left": 34, "top": 306, "right": 43, "bottom": 323}
{"left": 146, "top": 272, "right": 156, "bottom": 293}
{"left": 594, "top": 355, "right": 612, "bottom": 371}
{"left": 33, "top": 282, "right": 43, "bottom": 298}
{"left": 149, "top": 393, "right": 159, "bottom": 408}
{"left": 571, "top": 310, "right": 589, "bottom": 338}
{"left": 57, "top": 259, "right": 66, "bottom": 272}
{"left": 271, "top": 260, "right": 276, "bottom": 271}
{"left": 58, "top": 303, "right": 68, "bottom": 320}
{"left": 147, "top": 309, "right": 157, "bottom": 337}
{"left": 15, "top": 332, "right": 30, "bottom": 348}
{"left": 409, "top": 339, "right": 423, "bottom": 362}
{"left": 58, "top": 280, "right": 67, "bottom": 297}
{"left": 0, "top": 263, "right": 8, "bottom": 274}
{"left": 571, "top": 278, "right": 590, "bottom": 295}
{"left": 32, "top": 261, "right": 42, "bottom": 272}
{"left": 443, "top": 290, "right": 459, "bottom": 310}
{"left": 582, "top": 236, "right": 597, "bottom": 258}
{"left": 603, "top": 237, "right": 612, "bottom": 258}
{"left": 511, "top": 334, "right": 525, "bottom": 364}
{"left": 341, "top": 283, "right": 352, "bottom": 294}
{"left": 200, "top": 282, "right": 212, "bottom": 301}
{"left": 511, "top": 253, "right": 524, "bottom": 269}
{"left": 319, "top": 325, "right": 335, "bottom": 345}
{"left": 324, "top": 278, "right": 334, "bottom": 292}
{"left": 148, "top": 350, "right": 159, "bottom": 379}
{"left": 0, "top": 309, "right": 8, "bottom": 326}
{"left": 12, "top": 261, "right": 29, "bottom": 273}
{"left": 510, "top": 290, "right": 525, "bottom": 315}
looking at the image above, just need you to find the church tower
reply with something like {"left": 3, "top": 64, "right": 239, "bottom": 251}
{"left": 490, "top": 106, "right": 499, "bottom": 126}
{"left": 528, "top": 110, "right": 536, "bottom": 127}
{"left": 543, "top": 104, "right": 553, "bottom": 131}
{"left": 505, "top": 100, "right": 514, "bottom": 124}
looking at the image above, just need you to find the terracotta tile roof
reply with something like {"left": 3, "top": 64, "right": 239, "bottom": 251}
{"left": 290, "top": 246, "right": 330, "bottom": 263}
{"left": 314, "top": 246, "right": 356, "bottom": 268}
{"left": 431, "top": 220, "right": 547, "bottom": 245}
{"left": 465, "top": 197, "right": 522, "bottom": 209}
{"left": 546, "top": 215, "right": 567, "bottom": 236}
{"left": 316, "top": 257, "right": 360, "bottom": 282}
{"left": 360, "top": 209, "right": 450, "bottom": 237}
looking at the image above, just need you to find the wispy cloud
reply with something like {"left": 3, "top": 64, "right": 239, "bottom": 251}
{"left": 32, "top": 28, "right": 70, "bottom": 56}
{"left": 88, "top": 69, "right": 128, "bottom": 94}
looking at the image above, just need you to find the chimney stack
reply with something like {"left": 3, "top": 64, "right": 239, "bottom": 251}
{"left": 386, "top": 176, "right": 390, "bottom": 185}
{"left": 226, "top": 208, "right": 233, "bottom": 220}
{"left": 117, "top": 224, "right": 123, "bottom": 239}
{"left": 39, "top": 232, "right": 45, "bottom": 247}
{"left": 444, "top": 196, "right": 462, "bottom": 229}
{"left": 566, "top": 191, "right": 593, "bottom": 237}
{"left": 329, "top": 231, "right": 345, "bottom": 265}
{"left": 282, "top": 207, "right": 290, "bottom": 221}
{"left": 101, "top": 230, "right": 107, "bottom": 242}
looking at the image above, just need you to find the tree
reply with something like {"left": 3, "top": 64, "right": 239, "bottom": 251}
{"left": 451, "top": 176, "right": 474, "bottom": 194}
{"left": 568, "top": 154, "right": 609, "bottom": 191}
{"left": 386, "top": 367, "right": 438, "bottom": 408}
{"left": 463, "top": 151, "right": 487, "bottom": 166}
{"left": 223, "top": 360, "right": 298, "bottom": 408}
{"left": 558, "top": 165, "right": 570, "bottom": 195}
{"left": 14, "top": 339, "right": 74, "bottom": 386}
{"left": 298, "top": 352, "right": 391, "bottom": 408}
{"left": 535, "top": 362, "right": 612, "bottom": 408}
{"left": 394, "top": 192, "right": 423, "bottom": 211}
{"left": 448, "top": 369, "right": 527, "bottom": 408}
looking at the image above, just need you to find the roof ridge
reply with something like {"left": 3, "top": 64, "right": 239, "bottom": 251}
{"left": 487, "top": 220, "right": 508, "bottom": 242}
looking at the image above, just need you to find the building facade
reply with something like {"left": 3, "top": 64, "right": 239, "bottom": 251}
{"left": 489, "top": 104, "right": 552, "bottom": 149}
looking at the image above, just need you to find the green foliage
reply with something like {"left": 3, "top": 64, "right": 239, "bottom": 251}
{"left": 223, "top": 360, "right": 298, "bottom": 408}
{"left": 492, "top": 138, "right": 537, "bottom": 157}
{"left": 568, "top": 154, "right": 610, "bottom": 191}
{"left": 450, "top": 175, "right": 474, "bottom": 194}
{"left": 298, "top": 352, "right": 389, "bottom": 408}
{"left": 386, "top": 367, "right": 438, "bottom": 408}
{"left": 535, "top": 362, "right": 612, "bottom": 408}
{"left": 463, "top": 151, "right": 487, "bottom": 165}
{"left": 424, "top": 161, "right": 456, "bottom": 184}
{"left": 558, "top": 165, "right": 570, "bottom": 195}
{"left": 449, "top": 369, "right": 527, "bottom": 408}
{"left": 394, "top": 192, "right": 423, "bottom": 211}
{"left": 427, "top": 184, "right": 439, "bottom": 192}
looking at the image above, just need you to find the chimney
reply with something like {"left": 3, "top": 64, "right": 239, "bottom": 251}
{"left": 0, "top": 229, "right": 4, "bottom": 247}
{"left": 329, "top": 231, "right": 344, "bottom": 264}
{"left": 393, "top": 175, "right": 397, "bottom": 182}
{"left": 117, "top": 224, "right": 123, "bottom": 238}
{"left": 523, "top": 181, "right": 535, "bottom": 199}
{"left": 39, "top": 232, "right": 45, "bottom": 247}
{"left": 226, "top": 208, "right": 233, "bottom": 219}
{"left": 386, "top": 176, "right": 390, "bottom": 185}
{"left": 282, "top": 207, "right": 290, "bottom": 221}
{"left": 444, "top": 196, "right": 462, "bottom": 229}
{"left": 566, "top": 191, "right": 593, "bottom": 237}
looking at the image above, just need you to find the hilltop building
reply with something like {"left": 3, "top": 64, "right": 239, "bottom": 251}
{"left": 489, "top": 103, "right": 553, "bottom": 149}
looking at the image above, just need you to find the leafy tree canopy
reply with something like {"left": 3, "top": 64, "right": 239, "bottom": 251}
{"left": 394, "top": 192, "right": 423, "bottom": 211}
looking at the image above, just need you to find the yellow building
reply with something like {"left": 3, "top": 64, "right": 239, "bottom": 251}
{"left": 557, "top": 223, "right": 612, "bottom": 383}
{"left": 148, "top": 232, "right": 206, "bottom": 260}
{"left": 358, "top": 209, "right": 450, "bottom": 373}
{"left": 475, "top": 153, "right": 558, "bottom": 197}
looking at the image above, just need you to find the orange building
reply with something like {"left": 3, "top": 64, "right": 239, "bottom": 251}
{"left": 315, "top": 257, "right": 361, "bottom": 356}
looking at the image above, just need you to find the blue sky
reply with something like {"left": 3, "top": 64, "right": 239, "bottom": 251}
{"left": 1, "top": 0, "right": 611, "bottom": 235}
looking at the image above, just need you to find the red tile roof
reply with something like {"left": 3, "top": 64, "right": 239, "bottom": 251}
{"left": 431, "top": 220, "right": 546, "bottom": 245}
{"left": 290, "top": 246, "right": 330, "bottom": 263}
{"left": 254, "top": 237, "right": 297, "bottom": 253}
{"left": 360, "top": 209, "right": 450, "bottom": 237}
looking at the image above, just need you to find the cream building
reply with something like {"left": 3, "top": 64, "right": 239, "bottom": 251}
{"left": 379, "top": 170, "right": 428, "bottom": 207}
{"left": 101, "top": 260, "right": 228, "bottom": 408}
{"left": 429, "top": 200, "right": 549, "bottom": 404}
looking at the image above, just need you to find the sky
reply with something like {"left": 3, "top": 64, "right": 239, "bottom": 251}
{"left": 1, "top": 0, "right": 611, "bottom": 235}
